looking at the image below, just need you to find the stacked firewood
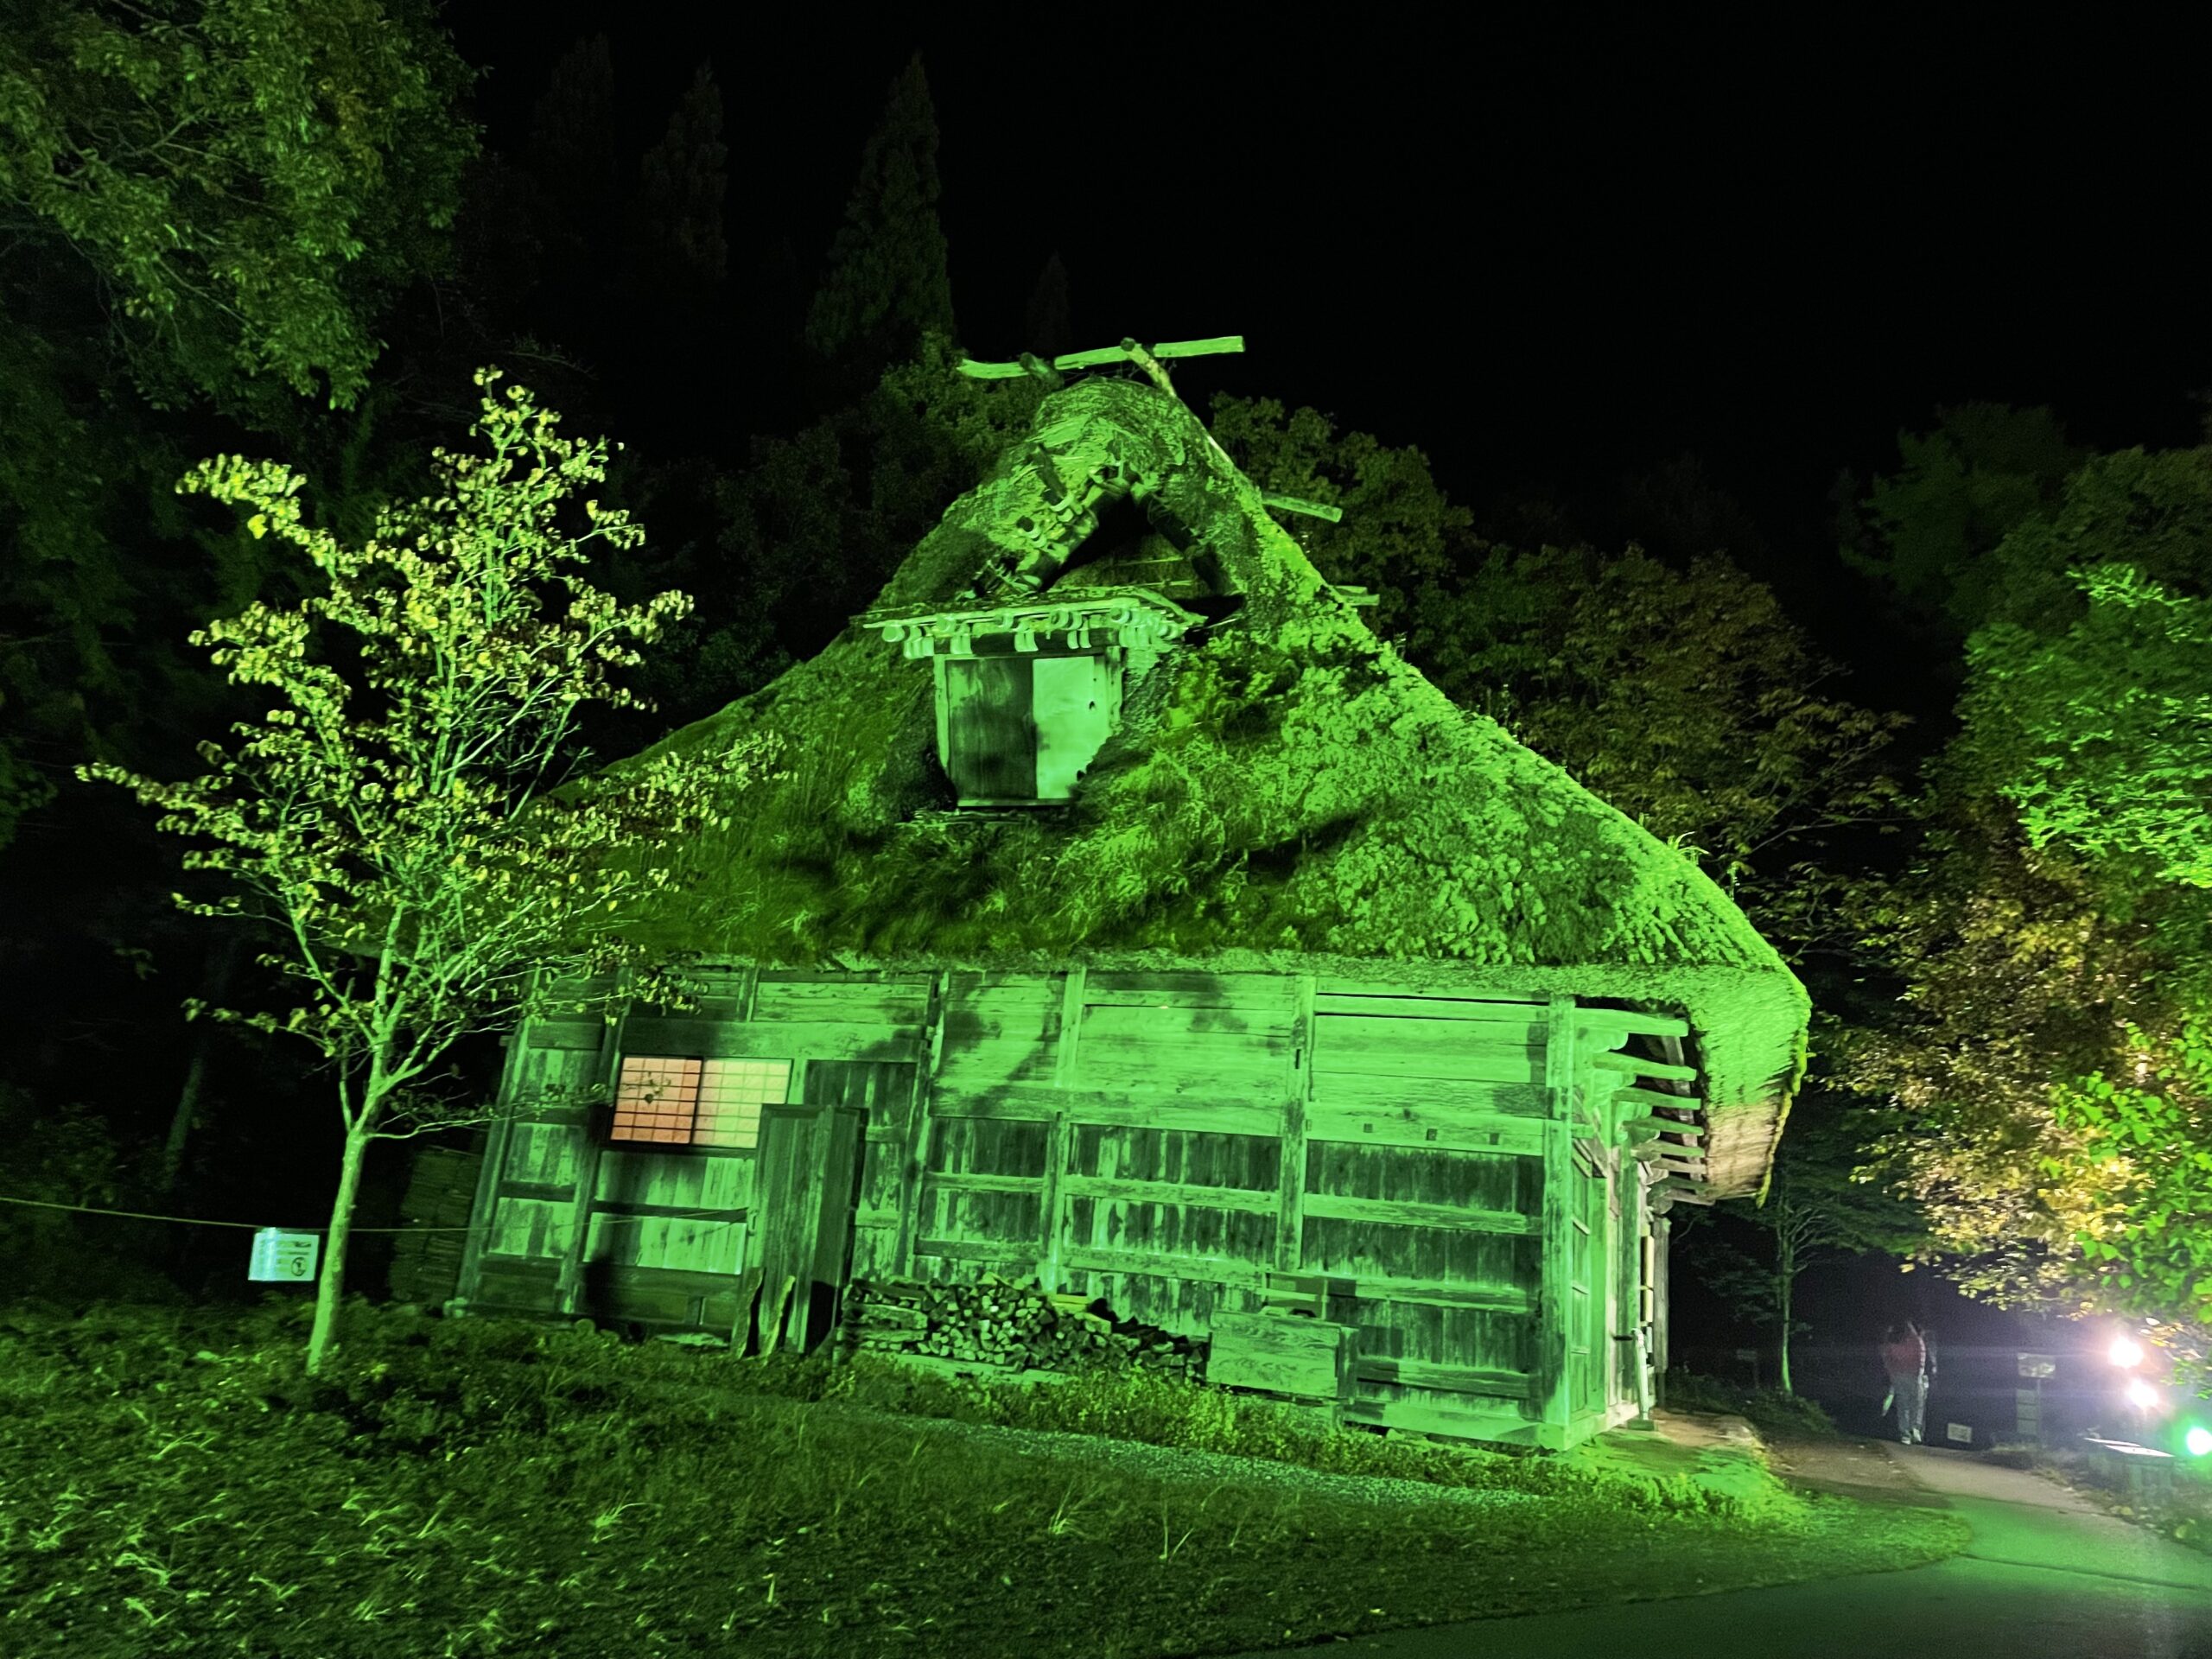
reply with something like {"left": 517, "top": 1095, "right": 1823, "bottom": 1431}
{"left": 386, "top": 1146, "right": 481, "bottom": 1307}
{"left": 842, "top": 1275, "right": 1208, "bottom": 1382}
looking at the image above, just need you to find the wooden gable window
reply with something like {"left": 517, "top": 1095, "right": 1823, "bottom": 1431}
{"left": 864, "top": 593, "right": 1205, "bottom": 811}
{"left": 609, "top": 1055, "right": 790, "bottom": 1149}
{"left": 939, "top": 652, "right": 1118, "bottom": 804}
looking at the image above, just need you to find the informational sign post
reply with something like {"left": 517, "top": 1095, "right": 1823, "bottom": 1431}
{"left": 2017, "top": 1352, "right": 2055, "bottom": 1445}
{"left": 249, "top": 1228, "right": 321, "bottom": 1283}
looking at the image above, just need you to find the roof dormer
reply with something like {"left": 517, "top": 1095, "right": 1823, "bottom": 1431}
{"left": 861, "top": 589, "right": 1203, "bottom": 807}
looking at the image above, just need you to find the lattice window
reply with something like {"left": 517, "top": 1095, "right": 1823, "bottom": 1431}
{"left": 609, "top": 1055, "right": 788, "bottom": 1149}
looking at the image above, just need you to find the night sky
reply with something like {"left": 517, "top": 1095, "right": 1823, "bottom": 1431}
{"left": 452, "top": 10, "right": 2209, "bottom": 611}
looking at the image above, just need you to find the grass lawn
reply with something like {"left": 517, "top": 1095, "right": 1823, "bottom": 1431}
{"left": 1, "top": 1299, "right": 1968, "bottom": 1658}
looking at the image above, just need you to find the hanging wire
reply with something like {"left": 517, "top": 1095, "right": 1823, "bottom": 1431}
{"left": 0, "top": 1192, "right": 745, "bottom": 1233}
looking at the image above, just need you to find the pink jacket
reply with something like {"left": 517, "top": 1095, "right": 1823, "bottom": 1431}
{"left": 1881, "top": 1334, "right": 1926, "bottom": 1381}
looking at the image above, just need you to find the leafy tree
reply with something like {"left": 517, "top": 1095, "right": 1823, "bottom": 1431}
{"left": 80, "top": 371, "right": 787, "bottom": 1373}
{"left": 1425, "top": 546, "right": 1909, "bottom": 938}
{"left": 1834, "top": 792, "right": 2177, "bottom": 1308}
{"left": 1952, "top": 447, "right": 2212, "bottom": 906}
{"left": 802, "top": 52, "right": 956, "bottom": 410}
{"left": 1840, "top": 403, "right": 2086, "bottom": 636}
{"left": 1209, "top": 398, "right": 1911, "bottom": 957}
{"left": 1205, "top": 393, "right": 1475, "bottom": 643}
{"left": 0, "top": 0, "right": 479, "bottom": 854}
{"left": 648, "top": 332, "right": 1046, "bottom": 725}
{"left": 0, "top": 0, "right": 477, "bottom": 416}
{"left": 1839, "top": 442, "right": 2212, "bottom": 1358}
{"left": 1692, "top": 1088, "right": 1926, "bottom": 1392}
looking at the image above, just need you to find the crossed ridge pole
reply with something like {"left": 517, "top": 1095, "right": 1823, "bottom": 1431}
{"left": 953, "top": 334, "right": 1342, "bottom": 524}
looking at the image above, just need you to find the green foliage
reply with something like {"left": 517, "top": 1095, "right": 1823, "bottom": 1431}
{"left": 1841, "top": 442, "right": 2212, "bottom": 1358}
{"left": 808, "top": 1354, "right": 1754, "bottom": 1517}
{"left": 1844, "top": 404, "right": 2087, "bottom": 633}
{"left": 1206, "top": 392, "right": 1476, "bottom": 642}
{"left": 2043, "top": 1017, "right": 2212, "bottom": 1328}
{"left": 0, "top": 0, "right": 477, "bottom": 415}
{"left": 76, "top": 371, "right": 787, "bottom": 1370}
{"left": 0, "top": 1083, "right": 182, "bottom": 1304}
{"left": 84, "top": 369, "right": 785, "bottom": 1066}
{"left": 1208, "top": 397, "right": 1909, "bottom": 964}
{"left": 1418, "top": 547, "right": 1911, "bottom": 954}
{"left": 1957, "top": 451, "right": 2212, "bottom": 898}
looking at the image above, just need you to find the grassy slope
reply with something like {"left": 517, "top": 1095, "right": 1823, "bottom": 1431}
{"left": 1, "top": 1302, "right": 1966, "bottom": 1659}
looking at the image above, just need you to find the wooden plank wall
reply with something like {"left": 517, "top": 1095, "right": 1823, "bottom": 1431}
{"left": 457, "top": 978, "right": 615, "bottom": 1319}
{"left": 904, "top": 969, "right": 1663, "bottom": 1449}
{"left": 468, "top": 969, "right": 929, "bottom": 1335}
{"left": 462, "top": 963, "right": 1688, "bottom": 1449}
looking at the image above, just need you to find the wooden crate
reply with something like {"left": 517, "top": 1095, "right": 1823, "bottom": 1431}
{"left": 1206, "top": 1311, "right": 1356, "bottom": 1404}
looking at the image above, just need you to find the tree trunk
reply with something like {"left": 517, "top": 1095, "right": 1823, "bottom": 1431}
{"left": 161, "top": 932, "right": 243, "bottom": 1192}
{"left": 1778, "top": 1238, "right": 1796, "bottom": 1397}
{"left": 307, "top": 1118, "right": 376, "bottom": 1376}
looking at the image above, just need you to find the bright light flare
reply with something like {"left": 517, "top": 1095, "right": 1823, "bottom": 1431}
{"left": 2110, "top": 1334, "right": 2145, "bottom": 1368}
{"left": 2126, "top": 1378, "right": 2161, "bottom": 1411}
{"left": 2186, "top": 1426, "right": 2212, "bottom": 1458}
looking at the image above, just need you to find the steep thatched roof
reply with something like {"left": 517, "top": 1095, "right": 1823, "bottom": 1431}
{"left": 615, "top": 376, "right": 1808, "bottom": 1197}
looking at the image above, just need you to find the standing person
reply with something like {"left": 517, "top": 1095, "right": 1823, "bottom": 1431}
{"left": 1881, "top": 1322, "right": 1929, "bottom": 1444}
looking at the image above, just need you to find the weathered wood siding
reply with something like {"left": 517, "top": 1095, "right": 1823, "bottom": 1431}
{"left": 458, "top": 964, "right": 1685, "bottom": 1448}
{"left": 461, "top": 969, "right": 927, "bottom": 1338}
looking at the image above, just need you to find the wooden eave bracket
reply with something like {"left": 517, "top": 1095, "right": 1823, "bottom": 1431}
{"left": 856, "top": 588, "right": 1206, "bottom": 660}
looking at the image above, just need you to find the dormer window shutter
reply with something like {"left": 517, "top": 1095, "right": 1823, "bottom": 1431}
{"left": 863, "top": 591, "right": 1204, "bottom": 810}
{"left": 940, "top": 652, "right": 1118, "bottom": 804}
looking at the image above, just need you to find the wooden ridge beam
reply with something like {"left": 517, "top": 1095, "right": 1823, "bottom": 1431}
{"left": 955, "top": 335, "right": 1246, "bottom": 379}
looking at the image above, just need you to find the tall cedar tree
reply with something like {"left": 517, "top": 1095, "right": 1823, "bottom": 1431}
{"left": 802, "top": 53, "right": 957, "bottom": 412}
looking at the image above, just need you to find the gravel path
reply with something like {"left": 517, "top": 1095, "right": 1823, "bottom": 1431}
{"left": 804, "top": 1399, "right": 1545, "bottom": 1514}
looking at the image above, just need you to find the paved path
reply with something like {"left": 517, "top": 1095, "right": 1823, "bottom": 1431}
{"left": 1226, "top": 1441, "right": 2212, "bottom": 1659}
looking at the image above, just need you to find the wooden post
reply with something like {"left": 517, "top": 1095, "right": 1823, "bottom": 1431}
{"left": 449, "top": 1027, "right": 530, "bottom": 1314}
{"left": 893, "top": 969, "right": 949, "bottom": 1281}
{"left": 1535, "top": 995, "right": 1579, "bottom": 1443}
{"left": 554, "top": 975, "right": 625, "bottom": 1319}
{"left": 1274, "top": 974, "right": 1317, "bottom": 1275}
{"left": 754, "top": 1091, "right": 868, "bottom": 1354}
{"left": 1039, "top": 967, "right": 1086, "bottom": 1293}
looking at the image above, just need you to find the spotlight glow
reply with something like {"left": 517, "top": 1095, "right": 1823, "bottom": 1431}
{"left": 2186, "top": 1426, "right": 2212, "bottom": 1459}
{"left": 2126, "top": 1378, "right": 2161, "bottom": 1411}
{"left": 2110, "top": 1334, "right": 2145, "bottom": 1368}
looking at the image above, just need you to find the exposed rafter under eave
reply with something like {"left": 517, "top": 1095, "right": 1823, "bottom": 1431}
{"left": 858, "top": 589, "right": 1206, "bottom": 660}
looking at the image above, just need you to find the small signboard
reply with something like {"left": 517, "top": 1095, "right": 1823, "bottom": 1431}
{"left": 1947, "top": 1422, "right": 1974, "bottom": 1445}
{"left": 249, "top": 1228, "right": 320, "bottom": 1283}
{"left": 1733, "top": 1348, "right": 1758, "bottom": 1363}
{"left": 2018, "top": 1352, "right": 2056, "bottom": 1379}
